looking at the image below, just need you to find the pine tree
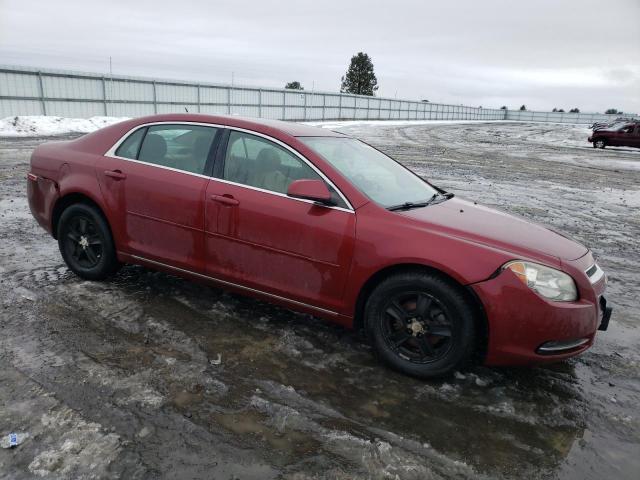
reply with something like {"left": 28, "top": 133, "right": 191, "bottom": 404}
{"left": 569, "top": 108, "right": 580, "bottom": 113}
{"left": 500, "top": 106, "right": 507, "bottom": 110}
{"left": 285, "top": 81, "right": 303, "bottom": 90}
{"left": 519, "top": 105, "right": 527, "bottom": 111}
{"left": 340, "top": 52, "right": 378, "bottom": 96}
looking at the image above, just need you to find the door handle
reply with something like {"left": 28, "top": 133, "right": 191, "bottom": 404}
{"left": 104, "top": 169, "right": 127, "bottom": 180}
{"left": 210, "top": 194, "right": 239, "bottom": 206}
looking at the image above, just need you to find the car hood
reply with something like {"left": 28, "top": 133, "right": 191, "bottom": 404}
{"left": 399, "top": 198, "right": 588, "bottom": 263}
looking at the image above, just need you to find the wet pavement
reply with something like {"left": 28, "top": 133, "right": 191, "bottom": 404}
{"left": 1, "top": 123, "right": 639, "bottom": 479}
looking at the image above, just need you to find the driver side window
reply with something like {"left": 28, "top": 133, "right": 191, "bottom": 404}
{"left": 222, "top": 131, "right": 346, "bottom": 207}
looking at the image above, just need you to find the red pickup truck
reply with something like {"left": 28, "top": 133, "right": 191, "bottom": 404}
{"left": 588, "top": 122, "right": 640, "bottom": 149}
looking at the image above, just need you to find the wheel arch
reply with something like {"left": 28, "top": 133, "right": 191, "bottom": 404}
{"left": 353, "top": 263, "right": 489, "bottom": 362}
{"left": 51, "top": 192, "right": 111, "bottom": 240}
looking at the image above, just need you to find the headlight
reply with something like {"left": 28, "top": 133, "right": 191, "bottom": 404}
{"left": 503, "top": 261, "right": 577, "bottom": 302}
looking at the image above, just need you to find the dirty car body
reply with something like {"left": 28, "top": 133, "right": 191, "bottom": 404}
{"left": 27, "top": 114, "right": 611, "bottom": 377}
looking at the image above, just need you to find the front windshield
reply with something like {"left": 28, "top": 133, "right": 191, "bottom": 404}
{"left": 299, "top": 137, "right": 439, "bottom": 208}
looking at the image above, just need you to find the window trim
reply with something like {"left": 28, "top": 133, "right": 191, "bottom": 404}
{"left": 104, "top": 121, "right": 354, "bottom": 213}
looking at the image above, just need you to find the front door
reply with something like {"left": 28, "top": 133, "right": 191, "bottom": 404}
{"left": 204, "top": 130, "right": 355, "bottom": 312}
{"left": 97, "top": 123, "right": 220, "bottom": 272}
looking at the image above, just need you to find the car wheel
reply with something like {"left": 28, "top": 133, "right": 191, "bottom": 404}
{"left": 365, "top": 271, "right": 476, "bottom": 378}
{"left": 57, "top": 203, "right": 120, "bottom": 280}
{"left": 594, "top": 138, "right": 606, "bottom": 149}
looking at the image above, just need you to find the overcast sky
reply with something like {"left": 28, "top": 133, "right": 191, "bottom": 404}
{"left": 1, "top": 0, "right": 639, "bottom": 113}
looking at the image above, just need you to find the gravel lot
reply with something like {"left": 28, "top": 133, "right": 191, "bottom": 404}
{"left": 1, "top": 122, "right": 639, "bottom": 479}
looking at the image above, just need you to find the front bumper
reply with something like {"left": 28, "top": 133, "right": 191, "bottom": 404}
{"left": 471, "top": 264, "right": 609, "bottom": 366}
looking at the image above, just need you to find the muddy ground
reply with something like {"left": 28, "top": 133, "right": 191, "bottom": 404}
{"left": 0, "top": 122, "right": 638, "bottom": 479}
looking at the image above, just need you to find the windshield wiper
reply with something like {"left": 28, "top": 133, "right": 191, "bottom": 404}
{"left": 386, "top": 192, "right": 453, "bottom": 211}
{"left": 386, "top": 202, "right": 427, "bottom": 211}
{"left": 387, "top": 194, "right": 437, "bottom": 211}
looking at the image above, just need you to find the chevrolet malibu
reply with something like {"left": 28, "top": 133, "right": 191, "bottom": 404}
{"left": 27, "top": 114, "right": 611, "bottom": 377}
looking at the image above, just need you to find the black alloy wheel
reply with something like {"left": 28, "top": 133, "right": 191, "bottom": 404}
{"left": 366, "top": 271, "right": 477, "bottom": 378}
{"left": 57, "top": 203, "right": 120, "bottom": 280}
{"left": 381, "top": 291, "right": 454, "bottom": 364}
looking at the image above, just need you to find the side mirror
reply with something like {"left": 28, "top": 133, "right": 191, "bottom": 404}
{"left": 287, "top": 179, "right": 334, "bottom": 205}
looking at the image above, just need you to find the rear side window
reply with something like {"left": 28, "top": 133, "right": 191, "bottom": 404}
{"left": 126, "top": 124, "right": 218, "bottom": 175}
{"left": 115, "top": 128, "right": 145, "bottom": 159}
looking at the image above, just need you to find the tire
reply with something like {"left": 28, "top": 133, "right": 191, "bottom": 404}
{"left": 594, "top": 138, "right": 606, "bottom": 149}
{"left": 365, "top": 271, "right": 477, "bottom": 378}
{"left": 57, "top": 203, "right": 120, "bottom": 280}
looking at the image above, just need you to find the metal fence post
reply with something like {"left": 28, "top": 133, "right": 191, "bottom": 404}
{"left": 227, "top": 86, "right": 232, "bottom": 114}
{"left": 101, "top": 76, "right": 108, "bottom": 115}
{"left": 338, "top": 94, "right": 342, "bottom": 120}
{"left": 37, "top": 71, "right": 47, "bottom": 116}
{"left": 258, "top": 89, "right": 262, "bottom": 118}
{"left": 303, "top": 92, "right": 307, "bottom": 121}
{"left": 322, "top": 94, "right": 326, "bottom": 121}
{"left": 282, "top": 91, "right": 286, "bottom": 120}
{"left": 197, "top": 84, "right": 201, "bottom": 113}
{"left": 152, "top": 81, "right": 158, "bottom": 114}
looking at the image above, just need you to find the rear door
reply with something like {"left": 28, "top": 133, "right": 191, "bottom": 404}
{"left": 204, "top": 129, "right": 356, "bottom": 312}
{"left": 97, "top": 123, "right": 220, "bottom": 272}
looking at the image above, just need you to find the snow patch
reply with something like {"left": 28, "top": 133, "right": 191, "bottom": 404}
{"left": 0, "top": 116, "right": 129, "bottom": 137}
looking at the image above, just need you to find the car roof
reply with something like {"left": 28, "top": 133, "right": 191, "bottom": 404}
{"left": 126, "top": 113, "right": 346, "bottom": 138}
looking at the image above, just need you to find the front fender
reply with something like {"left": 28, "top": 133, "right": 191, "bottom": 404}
{"left": 340, "top": 204, "right": 518, "bottom": 318}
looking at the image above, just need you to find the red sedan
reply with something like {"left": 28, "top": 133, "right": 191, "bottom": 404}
{"left": 27, "top": 114, "right": 611, "bottom": 377}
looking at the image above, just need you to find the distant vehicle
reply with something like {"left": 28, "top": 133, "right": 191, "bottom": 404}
{"left": 588, "top": 122, "right": 640, "bottom": 149}
{"left": 27, "top": 114, "right": 610, "bottom": 378}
